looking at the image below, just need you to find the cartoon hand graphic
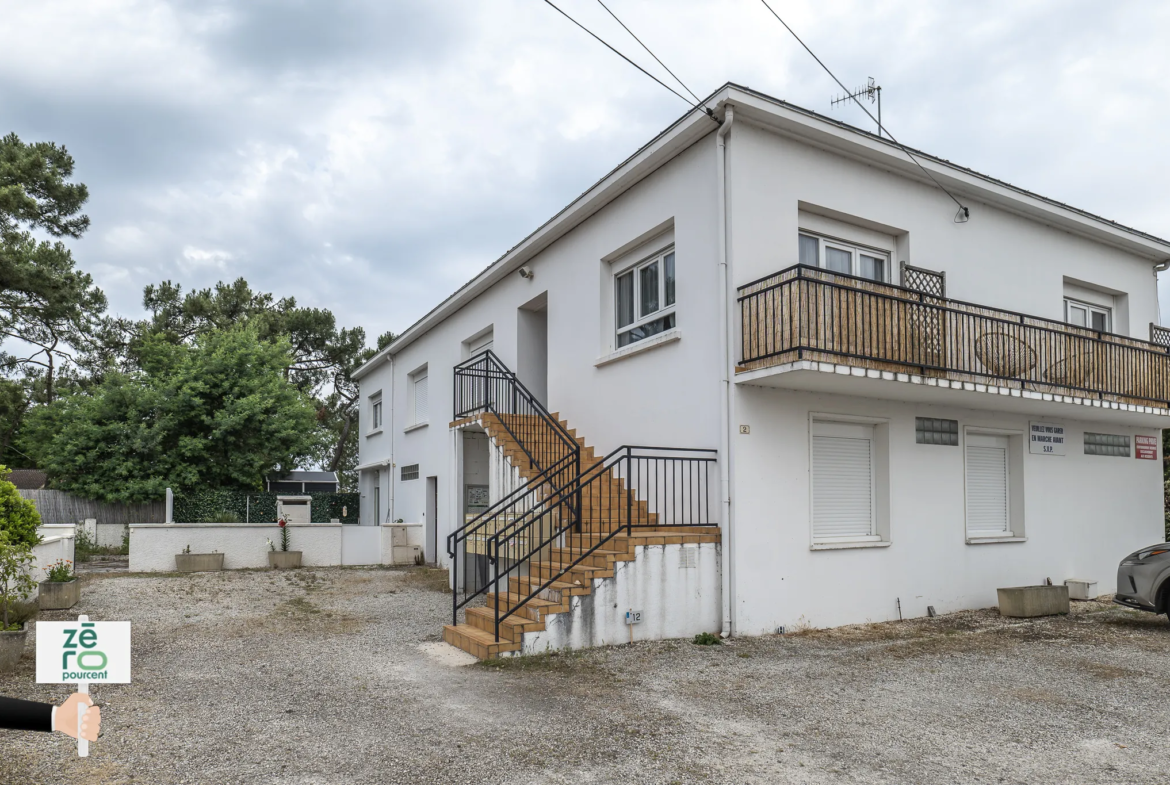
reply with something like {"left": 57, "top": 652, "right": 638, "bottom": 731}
{"left": 54, "top": 693, "right": 100, "bottom": 742}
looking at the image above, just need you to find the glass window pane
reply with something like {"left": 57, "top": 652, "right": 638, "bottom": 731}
{"left": 1091, "top": 310, "right": 1108, "bottom": 331}
{"left": 1067, "top": 303, "right": 1087, "bottom": 327}
{"left": 639, "top": 261, "right": 659, "bottom": 316}
{"left": 825, "top": 247, "right": 852, "bottom": 274}
{"left": 616, "top": 271, "right": 634, "bottom": 329}
{"left": 664, "top": 252, "right": 675, "bottom": 306}
{"left": 860, "top": 254, "right": 885, "bottom": 282}
{"left": 618, "top": 313, "right": 675, "bottom": 347}
{"left": 799, "top": 235, "right": 819, "bottom": 266}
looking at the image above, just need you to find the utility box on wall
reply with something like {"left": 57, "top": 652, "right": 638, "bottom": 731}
{"left": 388, "top": 522, "right": 423, "bottom": 565}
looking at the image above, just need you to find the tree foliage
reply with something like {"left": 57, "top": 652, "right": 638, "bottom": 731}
{"left": 26, "top": 327, "right": 319, "bottom": 502}
{"left": 0, "top": 133, "right": 106, "bottom": 402}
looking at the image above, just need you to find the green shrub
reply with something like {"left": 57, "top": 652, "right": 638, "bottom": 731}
{"left": 0, "top": 534, "right": 37, "bottom": 630}
{"left": 173, "top": 491, "right": 359, "bottom": 524}
{"left": 692, "top": 632, "right": 723, "bottom": 646}
{"left": 0, "top": 466, "right": 42, "bottom": 547}
{"left": 203, "top": 509, "right": 241, "bottom": 523}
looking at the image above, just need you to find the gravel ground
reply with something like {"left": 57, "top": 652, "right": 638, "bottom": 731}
{"left": 2, "top": 567, "right": 1169, "bottom": 785}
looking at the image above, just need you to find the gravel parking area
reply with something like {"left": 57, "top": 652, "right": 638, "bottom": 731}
{"left": 3, "top": 566, "right": 1170, "bottom": 784}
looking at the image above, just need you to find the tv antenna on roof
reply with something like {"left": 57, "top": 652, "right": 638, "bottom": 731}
{"left": 832, "top": 77, "right": 882, "bottom": 137}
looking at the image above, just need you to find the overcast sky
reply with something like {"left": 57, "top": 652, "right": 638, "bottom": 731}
{"left": 3, "top": 0, "right": 1169, "bottom": 345}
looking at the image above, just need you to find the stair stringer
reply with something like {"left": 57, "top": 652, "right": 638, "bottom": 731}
{"left": 514, "top": 541, "right": 722, "bottom": 654}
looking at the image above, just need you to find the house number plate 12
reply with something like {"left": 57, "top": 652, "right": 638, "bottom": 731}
{"left": 625, "top": 610, "right": 643, "bottom": 625}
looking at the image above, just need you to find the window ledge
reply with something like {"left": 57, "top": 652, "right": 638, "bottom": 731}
{"left": 595, "top": 328, "right": 681, "bottom": 367}
{"left": 811, "top": 540, "right": 891, "bottom": 551}
{"left": 966, "top": 535, "right": 1027, "bottom": 545}
{"left": 403, "top": 421, "right": 429, "bottom": 433}
{"left": 365, "top": 428, "right": 383, "bottom": 438}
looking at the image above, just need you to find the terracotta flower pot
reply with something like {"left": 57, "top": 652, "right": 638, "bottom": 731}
{"left": 175, "top": 553, "right": 225, "bottom": 572}
{"left": 0, "top": 623, "right": 28, "bottom": 672}
{"left": 268, "top": 551, "right": 302, "bottom": 569}
{"left": 39, "top": 578, "right": 80, "bottom": 610}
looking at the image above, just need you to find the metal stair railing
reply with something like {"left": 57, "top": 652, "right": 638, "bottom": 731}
{"left": 447, "top": 350, "right": 581, "bottom": 624}
{"left": 485, "top": 445, "right": 717, "bottom": 642}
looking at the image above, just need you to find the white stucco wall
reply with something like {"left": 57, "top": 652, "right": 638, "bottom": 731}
{"left": 30, "top": 534, "right": 76, "bottom": 595}
{"left": 359, "top": 136, "right": 724, "bottom": 567}
{"left": 728, "top": 120, "right": 1160, "bottom": 334}
{"left": 730, "top": 384, "right": 1163, "bottom": 634}
{"left": 129, "top": 523, "right": 427, "bottom": 572}
{"left": 520, "top": 542, "right": 721, "bottom": 653}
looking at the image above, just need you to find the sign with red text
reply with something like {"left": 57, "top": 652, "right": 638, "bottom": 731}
{"left": 1135, "top": 435, "right": 1158, "bottom": 460}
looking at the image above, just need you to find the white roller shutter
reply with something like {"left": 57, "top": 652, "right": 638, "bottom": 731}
{"left": 812, "top": 421, "right": 875, "bottom": 541}
{"left": 966, "top": 434, "right": 1009, "bottom": 536}
{"left": 413, "top": 373, "right": 429, "bottom": 424}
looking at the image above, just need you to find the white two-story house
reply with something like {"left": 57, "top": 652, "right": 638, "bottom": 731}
{"left": 353, "top": 83, "right": 1170, "bottom": 659}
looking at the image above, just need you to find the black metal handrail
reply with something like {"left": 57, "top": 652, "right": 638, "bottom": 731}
{"left": 738, "top": 264, "right": 1170, "bottom": 408}
{"left": 447, "top": 350, "right": 582, "bottom": 623}
{"left": 483, "top": 445, "right": 717, "bottom": 641}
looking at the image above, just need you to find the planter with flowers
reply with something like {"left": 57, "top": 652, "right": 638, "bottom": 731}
{"left": 38, "top": 559, "right": 80, "bottom": 610}
{"left": 267, "top": 519, "right": 302, "bottom": 569}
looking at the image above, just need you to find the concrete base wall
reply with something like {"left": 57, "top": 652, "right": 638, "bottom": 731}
{"left": 130, "top": 523, "right": 426, "bottom": 572}
{"left": 520, "top": 543, "right": 722, "bottom": 653}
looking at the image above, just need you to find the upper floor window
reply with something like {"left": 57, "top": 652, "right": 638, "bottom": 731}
{"left": 1065, "top": 298, "right": 1110, "bottom": 332}
{"left": 409, "top": 366, "right": 429, "bottom": 426}
{"left": 369, "top": 392, "right": 383, "bottom": 432}
{"left": 799, "top": 232, "right": 889, "bottom": 283}
{"left": 615, "top": 248, "right": 675, "bottom": 348}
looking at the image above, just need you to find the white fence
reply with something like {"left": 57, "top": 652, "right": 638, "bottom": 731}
{"left": 128, "top": 522, "right": 424, "bottom": 572}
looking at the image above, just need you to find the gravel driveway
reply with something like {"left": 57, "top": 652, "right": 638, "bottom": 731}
{"left": 2, "top": 566, "right": 1169, "bottom": 785}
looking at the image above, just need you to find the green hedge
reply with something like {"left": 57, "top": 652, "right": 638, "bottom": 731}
{"left": 173, "top": 491, "right": 360, "bottom": 524}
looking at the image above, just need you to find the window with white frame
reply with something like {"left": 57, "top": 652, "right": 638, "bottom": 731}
{"left": 965, "top": 433, "right": 1010, "bottom": 537}
{"left": 410, "top": 367, "right": 429, "bottom": 426}
{"left": 811, "top": 421, "right": 879, "bottom": 542}
{"left": 799, "top": 232, "right": 890, "bottom": 283}
{"left": 369, "top": 392, "right": 383, "bottom": 432}
{"left": 1065, "top": 298, "right": 1111, "bottom": 332}
{"left": 615, "top": 248, "right": 676, "bottom": 348}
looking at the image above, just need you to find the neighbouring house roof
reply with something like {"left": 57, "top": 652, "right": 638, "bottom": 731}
{"left": 6, "top": 469, "right": 47, "bottom": 489}
{"left": 354, "top": 82, "right": 1170, "bottom": 379}
{"left": 266, "top": 470, "right": 338, "bottom": 484}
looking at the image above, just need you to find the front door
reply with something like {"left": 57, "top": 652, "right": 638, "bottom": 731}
{"left": 425, "top": 476, "right": 438, "bottom": 564}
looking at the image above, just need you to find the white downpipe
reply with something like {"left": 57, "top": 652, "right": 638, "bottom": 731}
{"left": 716, "top": 105, "right": 735, "bottom": 637}
{"left": 387, "top": 355, "right": 395, "bottom": 524}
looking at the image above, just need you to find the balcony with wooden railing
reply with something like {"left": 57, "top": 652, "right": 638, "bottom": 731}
{"left": 737, "top": 264, "right": 1170, "bottom": 412}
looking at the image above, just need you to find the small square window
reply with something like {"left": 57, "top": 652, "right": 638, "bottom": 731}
{"left": 916, "top": 417, "right": 959, "bottom": 446}
{"left": 1084, "top": 432, "right": 1130, "bottom": 457}
{"left": 401, "top": 464, "right": 420, "bottom": 481}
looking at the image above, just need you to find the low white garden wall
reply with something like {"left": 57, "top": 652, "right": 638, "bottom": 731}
{"left": 129, "top": 522, "right": 426, "bottom": 572}
{"left": 30, "top": 532, "right": 76, "bottom": 597}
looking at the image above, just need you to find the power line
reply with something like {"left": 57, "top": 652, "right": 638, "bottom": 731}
{"left": 757, "top": 0, "right": 970, "bottom": 221}
{"left": 542, "top": 0, "right": 695, "bottom": 109}
{"left": 595, "top": 0, "right": 703, "bottom": 107}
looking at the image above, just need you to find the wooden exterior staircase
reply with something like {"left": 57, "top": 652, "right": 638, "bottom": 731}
{"left": 444, "top": 351, "right": 718, "bottom": 659}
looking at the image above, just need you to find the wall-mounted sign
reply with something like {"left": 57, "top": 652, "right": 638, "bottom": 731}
{"left": 1029, "top": 422, "right": 1066, "bottom": 455}
{"left": 1135, "top": 435, "right": 1158, "bottom": 460}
